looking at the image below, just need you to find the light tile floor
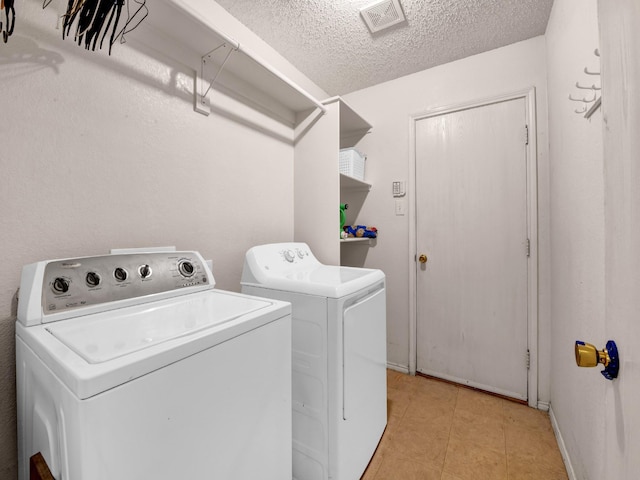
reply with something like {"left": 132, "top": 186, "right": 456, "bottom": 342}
{"left": 362, "top": 370, "right": 568, "bottom": 480}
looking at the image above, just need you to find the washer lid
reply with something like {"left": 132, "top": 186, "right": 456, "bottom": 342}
{"left": 46, "top": 290, "right": 272, "bottom": 364}
{"left": 17, "top": 289, "right": 291, "bottom": 399}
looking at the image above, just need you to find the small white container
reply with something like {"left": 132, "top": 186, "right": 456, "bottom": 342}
{"left": 339, "top": 148, "right": 366, "bottom": 181}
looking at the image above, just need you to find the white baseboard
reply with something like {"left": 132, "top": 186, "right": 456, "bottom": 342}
{"left": 549, "top": 405, "right": 576, "bottom": 480}
{"left": 386, "top": 362, "right": 409, "bottom": 374}
{"left": 537, "top": 400, "right": 550, "bottom": 411}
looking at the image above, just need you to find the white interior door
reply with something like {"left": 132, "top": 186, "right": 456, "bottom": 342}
{"left": 415, "top": 98, "right": 529, "bottom": 400}
{"left": 600, "top": 0, "right": 640, "bottom": 475}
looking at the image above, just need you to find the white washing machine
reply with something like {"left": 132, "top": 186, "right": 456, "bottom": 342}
{"left": 241, "top": 242, "right": 387, "bottom": 480}
{"left": 16, "top": 250, "right": 292, "bottom": 480}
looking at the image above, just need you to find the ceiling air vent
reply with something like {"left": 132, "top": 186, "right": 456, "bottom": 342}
{"left": 360, "top": 0, "right": 406, "bottom": 34}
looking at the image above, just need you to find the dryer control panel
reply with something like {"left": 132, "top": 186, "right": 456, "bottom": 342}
{"left": 18, "top": 252, "right": 214, "bottom": 326}
{"left": 280, "top": 246, "right": 312, "bottom": 265}
{"left": 242, "top": 242, "right": 321, "bottom": 278}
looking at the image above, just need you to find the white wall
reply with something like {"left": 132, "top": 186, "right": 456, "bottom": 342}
{"left": 294, "top": 102, "right": 341, "bottom": 265}
{"left": 545, "top": 0, "right": 606, "bottom": 478}
{"left": 0, "top": 1, "right": 326, "bottom": 478}
{"left": 344, "top": 37, "right": 551, "bottom": 401}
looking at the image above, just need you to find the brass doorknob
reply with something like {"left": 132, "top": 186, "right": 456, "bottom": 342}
{"left": 575, "top": 340, "right": 620, "bottom": 380}
{"left": 418, "top": 254, "right": 428, "bottom": 264}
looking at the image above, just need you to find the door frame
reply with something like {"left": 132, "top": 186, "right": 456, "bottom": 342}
{"left": 408, "top": 88, "right": 539, "bottom": 408}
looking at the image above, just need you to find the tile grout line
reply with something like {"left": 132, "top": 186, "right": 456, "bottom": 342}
{"left": 502, "top": 399, "right": 511, "bottom": 480}
{"left": 438, "top": 385, "right": 460, "bottom": 479}
{"left": 370, "top": 372, "right": 408, "bottom": 480}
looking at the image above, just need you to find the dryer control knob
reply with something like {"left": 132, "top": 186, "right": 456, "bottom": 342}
{"left": 296, "top": 249, "right": 304, "bottom": 259}
{"left": 284, "top": 250, "right": 295, "bottom": 262}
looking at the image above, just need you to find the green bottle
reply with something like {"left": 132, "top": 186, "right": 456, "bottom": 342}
{"left": 340, "top": 203, "right": 348, "bottom": 234}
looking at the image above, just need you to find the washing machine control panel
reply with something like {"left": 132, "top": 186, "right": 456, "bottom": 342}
{"left": 40, "top": 252, "right": 212, "bottom": 314}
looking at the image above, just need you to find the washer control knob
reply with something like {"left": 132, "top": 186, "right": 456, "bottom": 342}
{"left": 178, "top": 260, "right": 195, "bottom": 277}
{"left": 296, "top": 249, "right": 304, "bottom": 259}
{"left": 85, "top": 271, "right": 101, "bottom": 287}
{"left": 284, "top": 250, "right": 295, "bottom": 262}
{"left": 138, "top": 264, "right": 152, "bottom": 279}
{"left": 114, "top": 267, "right": 128, "bottom": 282}
{"left": 52, "top": 277, "right": 70, "bottom": 294}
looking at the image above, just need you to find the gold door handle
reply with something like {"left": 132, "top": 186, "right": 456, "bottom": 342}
{"left": 418, "top": 254, "right": 428, "bottom": 264}
{"left": 575, "top": 340, "right": 620, "bottom": 380}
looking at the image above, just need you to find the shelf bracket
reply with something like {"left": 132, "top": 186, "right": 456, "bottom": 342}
{"left": 194, "top": 42, "right": 238, "bottom": 116}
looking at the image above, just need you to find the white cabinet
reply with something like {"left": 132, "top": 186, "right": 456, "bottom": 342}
{"left": 294, "top": 97, "right": 372, "bottom": 266}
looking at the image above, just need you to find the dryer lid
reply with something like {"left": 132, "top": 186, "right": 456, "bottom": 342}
{"left": 245, "top": 264, "right": 384, "bottom": 298}
{"left": 242, "top": 242, "right": 385, "bottom": 298}
{"left": 282, "top": 265, "right": 384, "bottom": 297}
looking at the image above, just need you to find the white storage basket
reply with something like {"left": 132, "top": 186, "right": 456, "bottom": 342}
{"left": 339, "top": 148, "right": 366, "bottom": 181}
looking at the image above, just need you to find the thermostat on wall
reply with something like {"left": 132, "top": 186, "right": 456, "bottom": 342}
{"left": 392, "top": 181, "right": 406, "bottom": 197}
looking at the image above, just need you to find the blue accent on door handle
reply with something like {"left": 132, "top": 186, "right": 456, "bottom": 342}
{"left": 601, "top": 340, "right": 619, "bottom": 380}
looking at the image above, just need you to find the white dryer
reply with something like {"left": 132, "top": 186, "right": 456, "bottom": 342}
{"left": 16, "top": 251, "right": 292, "bottom": 480}
{"left": 241, "top": 242, "right": 387, "bottom": 480}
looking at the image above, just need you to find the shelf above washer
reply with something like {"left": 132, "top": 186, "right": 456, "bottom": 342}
{"left": 131, "top": 0, "right": 325, "bottom": 123}
{"left": 340, "top": 174, "right": 372, "bottom": 191}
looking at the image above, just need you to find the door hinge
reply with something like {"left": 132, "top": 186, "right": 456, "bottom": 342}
{"left": 526, "top": 238, "right": 530, "bottom": 257}
{"left": 526, "top": 349, "right": 531, "bottom": 369}
{"left": 524, "top": 125, "right": 529, "bottom": 145}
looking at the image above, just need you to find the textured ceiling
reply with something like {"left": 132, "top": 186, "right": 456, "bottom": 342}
{"left": 215, "top": 0, "right": 554, "bottom": 96}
